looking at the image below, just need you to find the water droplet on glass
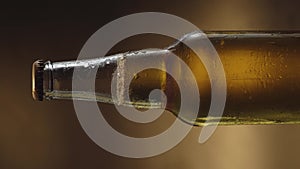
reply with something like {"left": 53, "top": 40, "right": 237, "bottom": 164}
{"left": 133, "top": 74, "right": 139, "bottom": 80}
{"left": 220, "top": 40, "right": 225, "bottom": 46}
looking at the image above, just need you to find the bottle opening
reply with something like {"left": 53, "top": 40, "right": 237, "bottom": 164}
{"left": 32, "top": 60, "right": 45, "bottom": 101}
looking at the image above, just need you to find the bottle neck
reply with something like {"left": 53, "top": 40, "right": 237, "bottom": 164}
{"left": 32, "top": 49, "right": 171, "bottom": 108}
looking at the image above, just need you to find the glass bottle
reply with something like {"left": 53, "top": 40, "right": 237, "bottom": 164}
{"left": 32, "top": 31, "right": 300, "bottom": 126}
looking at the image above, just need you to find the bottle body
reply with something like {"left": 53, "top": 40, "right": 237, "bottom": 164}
{"left": 32, "top": 31, "right": 300, "bottom": 126}
{"left": 169, "top": 32, "right": 300, "bottom": 125}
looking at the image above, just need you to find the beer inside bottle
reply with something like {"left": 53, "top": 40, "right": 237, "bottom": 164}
{"left": 32, "top": 31, "right": 300, "bottom": 126}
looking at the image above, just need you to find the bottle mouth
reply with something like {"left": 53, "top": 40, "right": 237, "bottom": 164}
{"left": 32, "top": 60, "right": 45, "bottom": 101}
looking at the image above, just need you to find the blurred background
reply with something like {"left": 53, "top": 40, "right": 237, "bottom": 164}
{"left": 0, "top": 0, "right": 300, "bottom": 169}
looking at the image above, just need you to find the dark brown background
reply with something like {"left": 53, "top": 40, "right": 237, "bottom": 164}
{"left": 0, "top": 0, "right": 300, "bottom": 169}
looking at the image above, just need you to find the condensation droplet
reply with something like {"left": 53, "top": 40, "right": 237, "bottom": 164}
{"left": 220, "top": 40, "right": 225, "bottom": 46}
{"left": 133, "top": 74, "right": 139, "bottom": 80}
{"left": 262, "top": 81, "right": 267, "bottom": 88}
